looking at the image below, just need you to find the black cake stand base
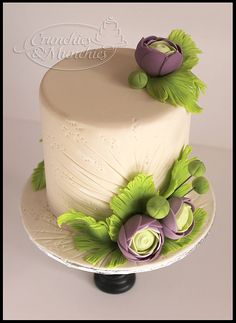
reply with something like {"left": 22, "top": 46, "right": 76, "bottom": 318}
{"left": 94, "top": 273, "right": 136, "bottom": 294}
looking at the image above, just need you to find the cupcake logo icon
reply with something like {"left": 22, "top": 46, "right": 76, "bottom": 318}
{"left": 13, "top": 17, "right": 127, "bottom": 70}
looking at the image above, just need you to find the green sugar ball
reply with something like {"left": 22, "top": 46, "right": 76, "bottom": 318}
{"left": 146, "top": 195, "right": 170, "bottom": 219}
{"left": 128, "top": 71, "right": 148, "bottom": 89}
{"left": 192, "top": 176, "right": 209, "bottom": 194}
{"left": 188, "top": 160, "right": 206, "bottom": 177}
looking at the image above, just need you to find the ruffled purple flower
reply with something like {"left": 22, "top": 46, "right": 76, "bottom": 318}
{"left": 117, "top": 214, "right": 164, "bottom": 263}
{"left": 162, "top": 197, "right": 195, "bottom": 240}
{"left": 135, "top": 36, "right": 183, "bottom": 76}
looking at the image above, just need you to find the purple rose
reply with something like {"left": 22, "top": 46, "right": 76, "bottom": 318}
{"left": 117, "top": 214, "right": 164, "bottom": 263}
{"left": 135, "top": 36, "right": 183, "bottom": 76}
{"left": 162, "top": 197, "right": 195, "bottom": 240}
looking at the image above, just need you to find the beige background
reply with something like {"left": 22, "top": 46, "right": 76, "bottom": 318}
{"left": 3, "top": 3, "right": 232, "bottom": 320}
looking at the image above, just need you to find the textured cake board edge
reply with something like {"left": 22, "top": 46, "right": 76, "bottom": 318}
{"left": 20, "top": 177, "right": 216, "bottom": 275}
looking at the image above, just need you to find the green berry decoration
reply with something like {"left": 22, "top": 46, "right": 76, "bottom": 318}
{"left": 188, "top": 160, "right": 206, "bottom": 177}
{"left": 192, "top": 176, "right": 209, "bottom": 194}
{"left": 146, "top": 195, "right": 170, "bottom": 219}
{"left": 128, "top": 70, "right": 148, "bottom": 89}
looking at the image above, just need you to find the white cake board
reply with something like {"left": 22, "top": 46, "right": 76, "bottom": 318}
{"left": 20, "top": 177, "right": 216, "bottom": 275}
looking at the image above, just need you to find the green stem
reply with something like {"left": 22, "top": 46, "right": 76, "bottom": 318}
{"left": 184, "top": 187, "right": 194, "bottom": 196}
{"left": 173, "top": 175, "right": 192, "bottom": 193}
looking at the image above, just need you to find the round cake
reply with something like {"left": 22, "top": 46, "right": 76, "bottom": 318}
{"left": 40, "top": 48, "right": 191, "bottom": 218}
{"left": 23, "top": 29, "right": 215, "bottom": 271}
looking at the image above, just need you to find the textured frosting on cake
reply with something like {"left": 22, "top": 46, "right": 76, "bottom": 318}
{"left": 40, "top": 48, "right": 191, "bottom": 218}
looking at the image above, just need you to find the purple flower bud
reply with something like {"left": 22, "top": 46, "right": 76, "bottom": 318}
{"left": 161, "top": 197, "right": 195, "bottom": 240}
{"left": 117, "top": 214, "right": 164, "bottom": 263}
{"left": 135, "top": 36, "right": 183, "bottom": 76}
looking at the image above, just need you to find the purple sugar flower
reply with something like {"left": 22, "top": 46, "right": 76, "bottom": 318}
{"left": 135, "top": 36, "right": 183, "bottom": 76}
{"left": 117, "top": 214, "right": 164, "bottom": 263}
{"left": 162, "top": 197, "right": 195, "bottom": 240}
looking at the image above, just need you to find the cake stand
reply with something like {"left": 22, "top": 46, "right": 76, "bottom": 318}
{"left": 20, "top": 177, "right": 216, "bottom": 294}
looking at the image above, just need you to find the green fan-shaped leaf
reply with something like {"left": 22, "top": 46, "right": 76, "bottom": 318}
{"left": 74, "top": 233, "right": 126, "bottom": 268}
{"left": 160, "top": 145, "right": 197, "bottom": 198}
{"left": 58, "top": 210, "right": 127, "bottom": 268}
{"left": 146, "top": 69, "right": 206, "bottom": 114}
{"left": 110, "top": 173, "right": 156, "bottom": 223}
{"left": 161, "top": 208, "right": 208, "bottom": 255}
{"left": 57, "top": 210, "right": 110, "bottom": 241}
{"left": 31, "top": 160, "right": 46, "bottom": 191}
{"left": 106, "top": 214, "right": 123, "bottom": 242}
{"left": 105, "top": 248, "right": 127, "bottom": 268}
{"left": 168, "top": 29, "right": 202, "bottom": 70}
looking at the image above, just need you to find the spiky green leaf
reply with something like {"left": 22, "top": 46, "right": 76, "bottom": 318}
{"left": 160, "top": 145, "right": 196, "bottom": 198}
{"left": 74, "top": 233, "right": 126, "bottom": 268}
{"left": 168, "top": 29, "right": 202, "bottom": 70}
{"left": 105, "top": 248, "right": 127, "bottom": 268}
{"left": 57, "top": 210, "right": 110, "bottom": 241}
{"left": 106, "top": 214, "right": 123, "bottom": 242}
{"left": 146, "top": 69, "right": 206, "bottom": 114}
{"left": 109, "top": 173, "right": 156, "bottom": 223}
{"left": 58, "top": 210, "right": 126, "bottom": 268}
{"left": 31, "top": 160, "right": 46, "bottom": 191}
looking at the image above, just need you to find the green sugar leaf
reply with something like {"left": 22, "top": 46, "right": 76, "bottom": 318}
{"left": 58, "top": 210, "right": 126, "bottom": 268}
{"left": 168, "top": 29, "right": 202, "bottom": 70}
{"left": 106, "top": 214, "right": 123, "bottom": 242}
{"left": 109, "top": 173, "right": 156, "bottom": 224}
{"left": 161, "top": 238, "right": 180, "bottom": 255}
{"left": 105, "top": 248, "right": 127, "bottom": 268}
{"left": 160, "top": 145, "right": 196, "bottom": 198}
{"left": 161, "top": 208, "right": 208, "bottom": 255}
{"left": 172, "top": 182, "right": 193, "bottom": 197}
{"left": 57, "top": 210, "right": 110, "bottom": 241}
{"left": 31, "top": 160, "right": 46, "bottom": 191}
{"left": 74, "top": 233, "right": 126, "bottom": 268}
{"left": 146, "top": 69, "right": 206, "bottom": 114}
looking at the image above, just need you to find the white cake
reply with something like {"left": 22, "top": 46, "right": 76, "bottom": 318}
{"left": 22, "top": 31, "right": 215, "bottom": 273}
{"left": 40, "top": 48, "right": 191, "bottom": 219}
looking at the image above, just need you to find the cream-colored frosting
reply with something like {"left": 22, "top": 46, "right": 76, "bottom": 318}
{"left": 40, "top": 48, "right": 191, "bottom": 218}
